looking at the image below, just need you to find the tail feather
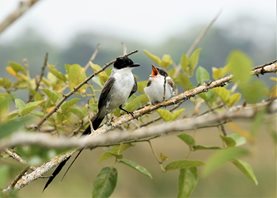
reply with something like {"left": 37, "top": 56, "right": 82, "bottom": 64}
{"left": 43, "top": 112, "right": 104, "bottom": 191}
{"left": 43, "top": 156, "right": 71, "bottom": 191}
{"left": 92, "top": 112, "right": 104, "bottom": 130}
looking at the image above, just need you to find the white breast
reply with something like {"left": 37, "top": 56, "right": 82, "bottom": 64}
{"left": 144, "top": 75, "right": 174, "bottom": 104}
{"left": 107, "top": 67, "right": 135, "bottom": 111}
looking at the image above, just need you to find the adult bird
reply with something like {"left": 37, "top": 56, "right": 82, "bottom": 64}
{"left": 144, "top": 65, "right": 176, "bottom": 104}
{"left": 43, "top": 56, "right": 140, "bottom": 190}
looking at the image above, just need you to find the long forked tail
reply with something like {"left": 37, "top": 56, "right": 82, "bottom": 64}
{"left": 43, "top": 156, "right": 71, "bottom": 191}
{"left": 92, "top": 112, "right": 104, "bottom": 130}
{"left": 43, "top": 117, "right": 97, "bottom": 191}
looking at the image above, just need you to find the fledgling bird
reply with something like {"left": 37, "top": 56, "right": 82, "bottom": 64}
{"left": 144, "top": 65, "right": 176, "bottom": 104}
{"left": 43, "top": 56, "right": 140, "bottom": 191}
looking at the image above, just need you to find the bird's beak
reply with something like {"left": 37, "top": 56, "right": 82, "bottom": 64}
{"left": 130, "top": 63, "right": 140, "bottom": 67}
{"left": 151, "top": 65, "right": 159, "bottom": 77}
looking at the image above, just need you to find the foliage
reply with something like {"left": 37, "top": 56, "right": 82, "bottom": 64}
{"left": 0, "top": 47, "right": 275, "bottom": 198}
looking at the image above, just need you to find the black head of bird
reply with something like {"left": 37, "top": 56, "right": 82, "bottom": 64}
{"left": 114, "top": 57, "right": 140, "bottom": 69}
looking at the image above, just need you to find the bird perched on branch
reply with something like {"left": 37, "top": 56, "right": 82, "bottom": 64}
{"left": 43, "top": 56, "right": 140, "bottom": 190}
{"left": 92, "top": 56, "right": 140, "bottom": 129}
{"left": 144, "top": 65, "right": 176, "bottom": 104}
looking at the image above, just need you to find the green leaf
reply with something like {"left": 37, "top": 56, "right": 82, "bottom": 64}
{"left": 192, "top": 145, "right": 221, "bottom": 151}
{"left": 157, "top": 108, "right": 184, "bottom": 122}
{"left": 160, "top": 54, "right": 173, "bottom": 67}
{"left": 165, "top": 160, "right": 204, "bottom": 171}
{"left": 227, "top": 93, "right": 241, "bottom": 107}
{"left": 0, "top": 116, "right": 31, "bottom": 139}
{"left": 0, "top": 77, "right": 12, "bottom": 89}
{"left": 42, "top": 88, "right": 61, "bottom": 103}
{"left": 240, "top": 80, "right": 269, "bottom": 103}
{"left": 92, "top": 167, "right": 117, "bottom": 198}
{"left": 221, "top": 133, "right": 246, "bottom": 147}
{"left": 227, "top": 50, "right": 252, "bottom": 86}
{"left": 143, "top": 50, "right": 161, "bottom": 65}
{"left": 175, "top": 74, "right": 193, "bottom": 90}
{"left": 172, "top": 108, "right": 185, "bottom": 119}
{"left": 203, "top": 147, "right": 249, "bottom": 176}
{"left": 89, "top": 63, "right": 109, "bottom": 86}
{"left": 213, "top": 87, "right": 230, "bottom": 103}
{"left": 65, "top": 64, "right": 87, "bottom": 93}
{"left": 48, "top": 64, "right": 66, "bottom": 82}
{"left": 180, "top": 53, "right": 190, "bottom": 72}
{"left": 0, "top": 165, "right": 9, "bottom": 187}
{"left": 0, "top": 94, "right": 12, "bottom": 121}
{"left": 157, "top": 109, "right": 174, "bottom": 121}
{"left": 137, "top": 81, "right": 147, "bottom": 93}
{"left": 196, "top": 66, "right": 210, "bottom": 84}
{"left": 178, "top": 168, "right": 198, "bottom": 198}
{"left": 212, "top": 66, "right": 228, "bottom": 80}
{"left": 119, "top": 158, "right": 152, "bottom": 179}
{"left": 60, "top": 98, "right": 80, "bottom": 113}
{"left": 100, "top": 144, "right": 133, "bottom": 161}
{"left": 15, "top": 98, "right": 26, "bottom": 110}
{"left": 124, "top": 94, "right": 148, "bottom": 112}
{"left": 189, "top": 48, "right": 201, "bottom": 74}
{"left": 178, "top": 133, "right": 195, "bottom": 147}
{"left": 9, "top": 62, "right": 26, "bottom": 74}
{"left": 15, "top": 99, "right": 44, "bottom": 116}
{"left": 233, "top": 159, "right": 258, "bottom": 185}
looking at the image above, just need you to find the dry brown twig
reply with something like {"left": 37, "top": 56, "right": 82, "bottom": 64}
{"left": 173, "top": 10, "right": 222, "bottom": 78}
{"left": 1, "top": 60, "right": 276, "bottom": 193}
{"left": 84, "top": 44, "right": 100, "bottom": 71}
{"left": 0, "top": 0, "right": 40, "bottom": 34}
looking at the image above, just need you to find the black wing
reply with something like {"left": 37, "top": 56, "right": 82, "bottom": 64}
{"left": 129, "top": 76, "right": 137, "bottom": 97}
{"left": 43, "top": 78, "right": 116, "bottom": 191}
{"left": 98, "top": 77, "right": 115, "bottom": 110}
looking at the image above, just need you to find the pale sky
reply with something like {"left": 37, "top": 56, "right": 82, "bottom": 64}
{"left": 0, "top": 0, "right": 275, "bottom": 44}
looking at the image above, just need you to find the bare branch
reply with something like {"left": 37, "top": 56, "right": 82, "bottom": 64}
{"left": 84, "top": 44, "right": 100, "bottom": 71}
{"left": 4, "top": 149, "right": 29, "bottom": 166}
{"left": 0, "top": 0, "right": 40, "bottom": 34}
{"left": 35, "top": 52, "right": 48, "bottom": 92}
{"left": 1, "top": 99, "right": 276, "bottom": 154}
{"left": 34, "top": 50, "right": 139, "bottom": 129}
{"left": 102, "top": 61, "right": 276, "bottom": 130}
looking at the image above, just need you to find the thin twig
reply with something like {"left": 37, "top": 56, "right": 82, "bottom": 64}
{"left": 34, "top": 50, "right": 138, "bottom": 129}
{"left": 84, "top": 44, "right": 100, "bottom": 71}
{"left": 4, "top": 149, "right": 29, "bottom": 166}
{"left": 35, "top": 52, "right": 48, "bottom": 92}
{"left": 0, "top": 0, "right": 40, "bottom": 34}
{"left": 173, "top": 10, "right": 222, "bottom": 78}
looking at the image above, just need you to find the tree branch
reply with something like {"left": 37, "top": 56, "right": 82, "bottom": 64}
{"left": 84, "top": 44, "right": 100, "bottom": 71}
{"left": 1, "top": 100, "right": 276, "bottom": 151}
{"left": 0, "top": 0, "right": 40, "bottom": 34}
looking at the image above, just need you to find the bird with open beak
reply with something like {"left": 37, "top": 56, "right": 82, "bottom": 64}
{"left": 144, "top": 65, "right": 176, "bottom": 104}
